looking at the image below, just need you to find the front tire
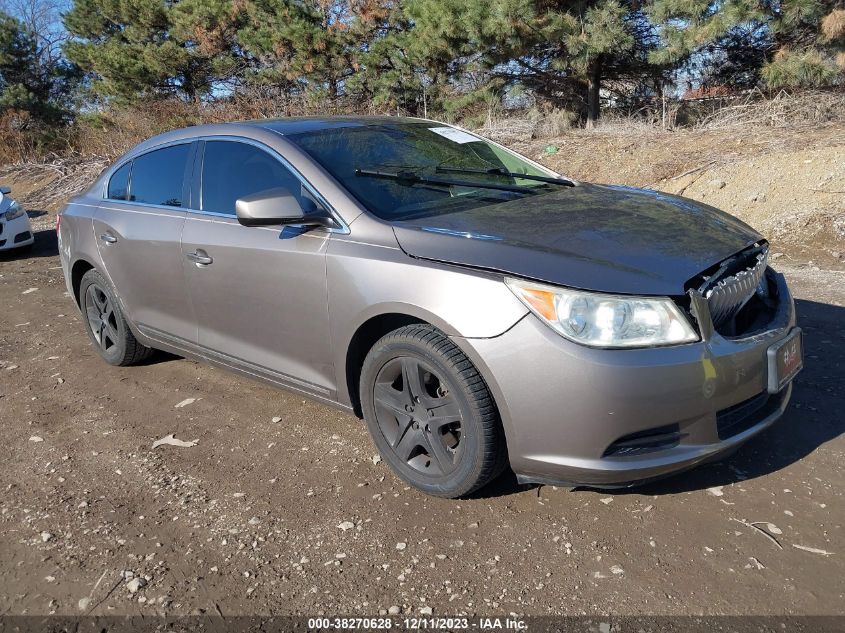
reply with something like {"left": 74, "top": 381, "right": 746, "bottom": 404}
{"left": 360, "top": 324, "right": 506, "bottom": 498}
{"left": 79, "top": 269, "right": 152, "bottom": 366}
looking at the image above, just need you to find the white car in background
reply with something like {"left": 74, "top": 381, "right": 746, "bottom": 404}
{"left": 0, "top": 186, "right": 34, "bottom": 251}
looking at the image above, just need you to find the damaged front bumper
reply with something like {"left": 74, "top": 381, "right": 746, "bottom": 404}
{"left": 453, "top": 270, "right": 799, "bottom": 488}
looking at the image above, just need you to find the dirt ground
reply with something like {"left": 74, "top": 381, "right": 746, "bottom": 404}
{"left": 0, "top": 127, "right": 843, "bottom": 618}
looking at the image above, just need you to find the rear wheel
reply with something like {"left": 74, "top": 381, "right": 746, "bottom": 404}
{"left": 79, "top": 269, "right": 152, "bottom": 366}
{"left": 360, "top": 324, "right": 506, "bottom": 498}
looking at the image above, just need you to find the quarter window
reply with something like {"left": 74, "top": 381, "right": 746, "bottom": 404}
{"left": 200, "top": 141, "right": 305, "bottom": 216}
{"left": 107, "top": 162, "right": 131, "bottom": 200}
{"left": 129, "top": 144, "right": 190, "bottom": 207}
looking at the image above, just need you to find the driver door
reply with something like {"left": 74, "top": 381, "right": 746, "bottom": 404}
{"left": 180, "top": 139, "right": 336, "bottom": 399}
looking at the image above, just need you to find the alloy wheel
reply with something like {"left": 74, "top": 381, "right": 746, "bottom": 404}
{"left": 85, "top": 283, "right": 119, "bottom": 352}
{"left": 372, "top": 356, "right": 464, "bottom": 476}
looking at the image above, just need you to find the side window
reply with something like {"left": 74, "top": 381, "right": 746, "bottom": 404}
{"left": 201, "top": 141, "right": 305, "bottom": 216}
{"left": 107, "top": 162, "right": 131, "bottom": 200}
{"left": 130, "top": 144, "right": 190, "bottom": 207}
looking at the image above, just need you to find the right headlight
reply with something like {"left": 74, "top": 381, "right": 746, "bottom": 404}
{"left": 505, "top": 277, "right": 699, "bottom": 348}
{"left": 4, "top": 201, "right": 25, "bottom": 221}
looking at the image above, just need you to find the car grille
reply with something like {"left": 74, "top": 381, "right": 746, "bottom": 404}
{"left": 699, "top": 246, "right": 768, "bottom": 329}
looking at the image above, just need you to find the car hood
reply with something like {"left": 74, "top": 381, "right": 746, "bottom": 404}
{"left": 391, "top": 183, "right": 763, "bottom": 296}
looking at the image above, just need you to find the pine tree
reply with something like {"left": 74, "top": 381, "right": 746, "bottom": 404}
{"left": 646, "top": 0, "right": 844, "bottom": 91}
{"left": 0, "top": 10, "right": 76, "bottom": 122}
{"left": 763, "top": 2, "right": 844, "bottom": 88}
{"left": 403, "top": 0, "right": 661, "bottom": 127}
{"left": 63, "top": 0, "right": 237, "bottom": 101}
{"left": 344, "top": 0, "right": 444, "bottom": 115}
{"left": 234, "top": 0, "right": 364, "bottom": 107}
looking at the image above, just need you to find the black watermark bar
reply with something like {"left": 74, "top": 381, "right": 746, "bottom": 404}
{"left": 0, "top": 616, "right": 843, "bottom": 633}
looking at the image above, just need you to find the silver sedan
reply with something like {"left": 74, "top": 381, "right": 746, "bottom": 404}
{"left": 57, "top": 117, "right": 803, "bottom": 497}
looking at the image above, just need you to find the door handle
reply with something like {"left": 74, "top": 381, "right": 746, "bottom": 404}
{"left": 99, "top": 232, "right": 117, "bottom": 244}
{"left": 186, "top": 250, "right": 213, "bottom": 266}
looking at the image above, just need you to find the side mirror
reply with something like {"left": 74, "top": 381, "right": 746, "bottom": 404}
{"left": 236, "top": 188, "right": 311, "bottom": 227}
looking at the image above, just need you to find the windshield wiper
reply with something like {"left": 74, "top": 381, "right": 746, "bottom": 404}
{"left": 436, "top": 165, "right": 574, "bottom": 187}
{"left": 354, "top": 168, "right": 537, "bottom": 194}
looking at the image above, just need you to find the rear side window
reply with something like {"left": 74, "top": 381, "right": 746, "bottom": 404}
{"left": 200, "top": 141, "right": 305, "bottom": 216}
{"left": 107, "top": 162, "right": 131, "bottom": 200}
{"left": 129, "top": 144, "right": 190, "bottom": 207}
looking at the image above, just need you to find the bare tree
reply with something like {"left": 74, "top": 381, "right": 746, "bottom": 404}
{"left": 0, "top": 0, "right": 68, "bottom": 66}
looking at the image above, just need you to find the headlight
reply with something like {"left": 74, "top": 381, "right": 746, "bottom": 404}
{"left": 505, "top": 277, "right": 698, "bottom": 348}
{"left": 4, "top": 201, "right": 24, "bottom": 221}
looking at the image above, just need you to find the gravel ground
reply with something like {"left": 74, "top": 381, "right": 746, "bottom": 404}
{"left": 0, "top": 226, "right": 843, "bottom": 618}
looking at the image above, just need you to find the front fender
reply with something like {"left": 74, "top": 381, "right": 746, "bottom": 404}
{"left": 327, "top": 234, "right": 528, "bottom": 408}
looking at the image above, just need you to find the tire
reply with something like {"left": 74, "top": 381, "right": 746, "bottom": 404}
{"left": 78, "top": 269, "right": 153, "bottom": 366}
{"left": 360, "top": 324, "right": 507, "bottom": 498}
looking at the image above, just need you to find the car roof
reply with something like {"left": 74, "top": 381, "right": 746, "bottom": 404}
{"left": 243, "top": 115, "right": 429, "bottom": 135}
{"left": 119, "top": 116, "right": 434, "bottom": 162}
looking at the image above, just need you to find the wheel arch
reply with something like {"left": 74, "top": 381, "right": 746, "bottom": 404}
{"left": 340, "top": 298, "right": 518, "bottom": 420}
{"left": 70, "top": 258, "right": 96, "bottom": 307}
{"left": 344, "top": 312, "right": 427, "bottom": 418}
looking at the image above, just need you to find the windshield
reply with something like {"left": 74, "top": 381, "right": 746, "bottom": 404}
{"left": 286, "top": 121, "right": 569, "bottom": 221}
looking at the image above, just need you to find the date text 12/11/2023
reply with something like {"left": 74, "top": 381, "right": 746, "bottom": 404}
{"left": 306, "top": 617, "right": 528, "bottom": 630}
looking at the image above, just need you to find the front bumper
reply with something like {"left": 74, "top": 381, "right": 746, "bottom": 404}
{"left": 455, "top": 271, "right": 798, "bottom": 488}
{"left": 0, "top": 213, "right": 34, "bottom": 250}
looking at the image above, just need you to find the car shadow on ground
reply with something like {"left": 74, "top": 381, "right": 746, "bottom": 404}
{"left": 139, "top": 350, "right": 183, "bottom": 366}
{"left": 0, "top": 226, "right": 57, "bottom": 260}
{"left": 474, "top": 298, "right": 845, "bottom": 499}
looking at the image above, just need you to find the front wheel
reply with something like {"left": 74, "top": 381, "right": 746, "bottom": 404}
{"left": 79, "top": 269, "right": 153, "bottom": 366}
{"left": 360, "top": 324, "right": 507, "bottom": 498}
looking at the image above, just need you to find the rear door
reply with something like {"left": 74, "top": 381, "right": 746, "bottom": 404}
{"left": 180, "top": 138, "right": 336, "bottom": 398}
{"left": 93, "top": 142, "right": 197, "bottom": 345}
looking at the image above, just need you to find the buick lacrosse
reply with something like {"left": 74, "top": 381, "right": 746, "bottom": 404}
{"left": 58, "top": 117, "right": 803, "bottom": 497}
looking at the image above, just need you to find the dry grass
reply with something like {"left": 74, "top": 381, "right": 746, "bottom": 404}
{"left": 0, "top": 92, "right": 387, "bottom": 164}
{"left": 477, "top": 107, "right": 666, "bottom": 144}
{"left": 1, "top": 89, "right": 844, "bottom": 170}
{"left": 476, "top": 90, "right": 845, "bottom": 148}
{"left": 0, "top": 111, "right": 68, "bottom": 165}
{"left": 0, "top": 158, "right": 109, "bottom": 212}
{"left": 474, "top": 118, "right": 537, "bottom": 144}
{"left": 694, "top": 90, "right": 845, "bottom": 129}
{"left": 821, "top": 9, "right": 845, "bottom": 42}
{"left": 511, "top": 114, "right": 845, "bottom": 191}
